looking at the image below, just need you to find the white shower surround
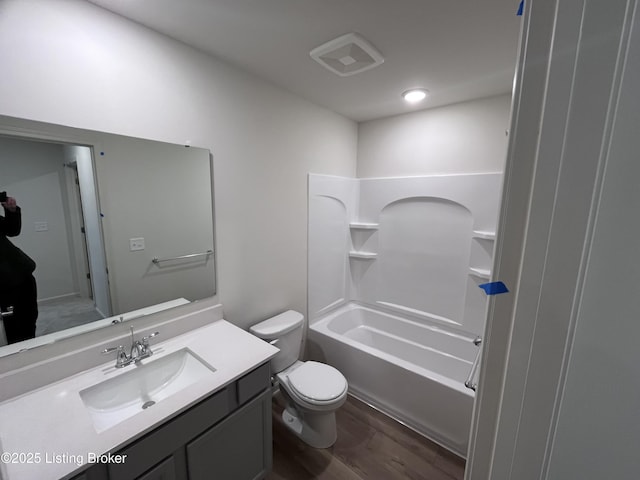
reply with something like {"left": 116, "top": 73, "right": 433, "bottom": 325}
{"left": 307, "top": 172, "right": 502, "bottom": 454}
{"left": 308, "top": 172, "right": 502, "bottom": 335}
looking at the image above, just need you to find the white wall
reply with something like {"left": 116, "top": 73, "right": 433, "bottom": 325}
{"left": 357, "top": 94, "right": 511, "bottom": 178}
{"left": 0, "top": 0, "right": 358, "bottom": 329}
{"left": 0, "top": 137, "right": 76, "bottom": 300}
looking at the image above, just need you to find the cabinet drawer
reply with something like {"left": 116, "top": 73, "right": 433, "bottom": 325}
{"left": 109, "top": 387, "right": 233, "bottom": 480}
{"left": 237, "top": 362, "right": 270, "bottom": 405}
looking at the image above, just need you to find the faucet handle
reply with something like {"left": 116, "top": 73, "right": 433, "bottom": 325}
{"left": 142, "top": 332, "right": 160, "bottom": 344}
{"left": 136, "top": 332, "right": 159, "bottom": 360}
{"left": 102, "top": 345, "right": 131, "bottom": 368}
{"left": 102, "top": 345, "right": 124, "bottom": 355}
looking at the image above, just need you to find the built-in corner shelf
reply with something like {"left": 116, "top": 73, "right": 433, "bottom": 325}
{"left": 349, "top": 222, "right": 379, "bottom": 258}
{"left": 469, "top": 267, "right": 491, "bottom": 280}
{"left": 472, "top": 230, "right": 496, "bottom": 240}
{"left": 349, "top": 222, "right": 379, "bottom": 230}
{"left": 349, "top": 251, "right": 378, "bottom": 260}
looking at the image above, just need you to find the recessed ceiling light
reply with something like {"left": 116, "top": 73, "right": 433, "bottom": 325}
{"left": 402, "top": 89, "right": 428, "bottom": 103}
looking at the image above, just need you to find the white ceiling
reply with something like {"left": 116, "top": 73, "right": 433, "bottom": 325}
{"left": 87, "top": 0, "right": 521, "bottom": 122}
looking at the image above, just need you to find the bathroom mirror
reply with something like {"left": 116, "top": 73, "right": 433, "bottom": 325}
{"left": 0, "top": 116, "right": 215, "bottom": 357}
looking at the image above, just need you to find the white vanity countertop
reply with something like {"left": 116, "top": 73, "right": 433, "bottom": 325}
{"left": 0, "top": 319, "right": 278, "bottom": 480}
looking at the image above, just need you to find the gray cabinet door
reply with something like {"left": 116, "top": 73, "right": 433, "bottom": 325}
{"left": 186, "top": 390, "right": 272, "bottom": 480}
{"left": 136, "top": 456, "right": 176, "bottom": 480}
{"left": 109, "top": 388, "right": 232, "bottom": 480}
{"left": 70, "top": 463, "right": 108, "bottom": 480}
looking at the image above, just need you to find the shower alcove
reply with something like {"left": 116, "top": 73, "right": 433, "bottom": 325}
{"left": 306, "top": 172, "right": 502, "bottom": 455}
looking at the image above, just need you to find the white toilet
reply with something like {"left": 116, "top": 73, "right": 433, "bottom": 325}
{"left": 250, "top": 310, "right": 348, "bottom": 448}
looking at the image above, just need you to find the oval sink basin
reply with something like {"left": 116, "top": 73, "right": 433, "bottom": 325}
{"left": 80, "top": 348, "right": 216, "bottom": 433}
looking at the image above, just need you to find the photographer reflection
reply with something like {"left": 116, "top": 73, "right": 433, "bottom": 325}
{"left": 0, "top": 193, "right": 38, "bottom": 344}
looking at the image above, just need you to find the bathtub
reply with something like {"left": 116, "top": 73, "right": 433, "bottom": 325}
{"left": 308, "top": 302, "right": 477, "bottom": 457}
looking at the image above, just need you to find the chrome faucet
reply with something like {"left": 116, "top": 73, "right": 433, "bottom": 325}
{"left": 102, "top": 327, "right": 160, "bottom": 368}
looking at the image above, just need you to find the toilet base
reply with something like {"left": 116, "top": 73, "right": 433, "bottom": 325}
{"left": 281, "top": 406, "right": 338, "bottom": 448}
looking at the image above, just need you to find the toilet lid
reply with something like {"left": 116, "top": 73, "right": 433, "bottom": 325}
{"left": 287, "top": 361, "right": 347, "bottom": 402}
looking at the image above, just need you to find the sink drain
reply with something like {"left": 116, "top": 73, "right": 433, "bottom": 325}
{"left": 142, "top": 401, "right": 156, "bottom": 409}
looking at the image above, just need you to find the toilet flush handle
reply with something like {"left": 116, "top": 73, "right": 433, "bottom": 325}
{"left": 269, "top": 339, "right": 279, "bottom": 347}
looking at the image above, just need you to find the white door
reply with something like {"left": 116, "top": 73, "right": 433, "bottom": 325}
{"left": 466, "top": 0, "right": 639, "bottom": 478}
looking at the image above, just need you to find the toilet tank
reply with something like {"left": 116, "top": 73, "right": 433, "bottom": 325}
{"left": 249, "top": 310, "right": 304, "bottom": 373}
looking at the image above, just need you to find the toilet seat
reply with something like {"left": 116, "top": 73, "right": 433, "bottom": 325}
{"left": 278, "top": 361, "right": 348, "bottom": 409}
{"left": 288, "top": 361, "right": 347, "bottom": 403}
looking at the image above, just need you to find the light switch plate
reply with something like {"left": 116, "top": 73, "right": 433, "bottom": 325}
{"left": 129, "top": 237, "right": 145, "bottom": 251}
{"left": 34, "top": 221, "right": 48, "bottom": 232}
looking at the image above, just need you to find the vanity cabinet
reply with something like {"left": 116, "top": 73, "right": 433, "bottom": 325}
{"left": 71, "top": 363, "right": 272, "bottom": 480}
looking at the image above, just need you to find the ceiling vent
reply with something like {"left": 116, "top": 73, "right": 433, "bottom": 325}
{"left": 310, "top": 33, "right": 384, "bottom": 77}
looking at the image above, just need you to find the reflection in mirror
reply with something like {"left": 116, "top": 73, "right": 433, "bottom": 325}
{"left": 0, "top": 126, "right": 215, "bottom": 356}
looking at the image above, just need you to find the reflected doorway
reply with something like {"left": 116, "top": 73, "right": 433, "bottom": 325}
{"left": 0, "top": 136, "right": 111, "bottom": 345}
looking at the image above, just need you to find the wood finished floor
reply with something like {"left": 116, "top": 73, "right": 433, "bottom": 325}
{"left": 267, "top": 394, "right": 465, "bottom": 480}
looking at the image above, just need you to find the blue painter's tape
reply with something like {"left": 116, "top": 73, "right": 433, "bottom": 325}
{"left": 479, "top": 281, "right": 509, "bottom": 295}
{"left": 517, "top": 0, "right": 524, "bottom": 16}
